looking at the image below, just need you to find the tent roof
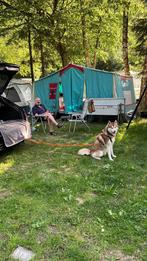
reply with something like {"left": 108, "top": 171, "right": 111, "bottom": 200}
{"left": 35, "top": 63, "right": 133, "bottom": 83}
{"left": 35, "top": 63, "right": 114, "bottom": 82}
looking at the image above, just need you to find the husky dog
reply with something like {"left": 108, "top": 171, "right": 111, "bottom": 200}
{"left": 78, "top": 120, "right": 118, "bottom": 161}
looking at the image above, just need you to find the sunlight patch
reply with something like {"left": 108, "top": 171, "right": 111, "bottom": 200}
{"left": 0, "top": 159, "right": 15, "bottom": 175}
{"left": 117, "top": 131, "right": 126, "bottom": 142}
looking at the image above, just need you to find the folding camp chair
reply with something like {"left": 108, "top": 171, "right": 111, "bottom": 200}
{"left": 28, "top": 102, "right": 47, "bottom": 134}
{"left": 32, "top": 115, "right": 47, "bottom": 134}
{"left": 68, "top": 99, "right": 90, "bottom": 133}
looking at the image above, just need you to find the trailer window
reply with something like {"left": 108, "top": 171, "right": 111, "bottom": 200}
{"left": 4, "top": 87, "right": 21, "bottom": 102}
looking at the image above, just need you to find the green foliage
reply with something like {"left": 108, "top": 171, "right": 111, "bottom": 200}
{"left": 132, "top": 17, "right": 147, "bottom": 56}
{"left": 96, "top": 57, "right": 123, "bottom": 71}
{"left": 0, "top": 0, "right": 146, "bottom": 77}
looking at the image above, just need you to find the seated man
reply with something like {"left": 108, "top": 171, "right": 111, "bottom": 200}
{"left": 32, "top": 97, "right": 63, "bottom": 135}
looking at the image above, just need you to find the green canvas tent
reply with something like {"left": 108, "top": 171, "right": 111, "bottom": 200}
{"left": 34, "top": 63, "right": 136, "bottom": 114}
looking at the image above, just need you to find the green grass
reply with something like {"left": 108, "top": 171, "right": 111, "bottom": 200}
{"left": 0, "top": 119, "right": 147, "bottom": 261}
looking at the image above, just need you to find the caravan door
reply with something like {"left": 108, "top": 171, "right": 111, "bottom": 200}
{"left": 61, "top": 67, "right": 84, "bottom": 112}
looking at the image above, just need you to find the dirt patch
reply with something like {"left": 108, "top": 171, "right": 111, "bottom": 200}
{"left": 0, "top": 233, "right": 7, "bottom": 241}
{"left": 19, "top": 224, "right": 29, "bottom": 234}
{"left": 48, "top": 225, "right": 59, "bottom": 235}
{"left": 76, "top": 197, "right": 85, "bottom": 205}
{"left": 0, "top": 189, "right": 11, "bottom": 199}
{"left": 76, "top": 192, "right": 97, "bottom": 205}
{"left": 36, "top": 232, "right": 46, "bottom": 244}
{"left": 100, "top": 250, "right": 138, "bottom": 261}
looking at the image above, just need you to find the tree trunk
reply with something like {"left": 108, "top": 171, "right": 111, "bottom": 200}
{"left": 92, "top": 36, "right": 99, "bottom": 68}
{"left": 92, "top": 17, "right": 102, "bottom": 68}
{"left": 138, "top": 55, "right": 147, "bottom": 113}
{"left": 40, "top": 38, "right": 46, "bottom": 77}
{"left": 122, "top": 9, "right": 130, "bottom": 76}
{"left": 56, "top": 42, "right": 70, "bottom": 67}
{"left": 80, "top": 0, "right": 91, "bottom": 67}
{"left": 28, "top": 25, "right": 34, "bottom": 83}
{"left": 52, "top": 0, "right": 59, "bottom": 14}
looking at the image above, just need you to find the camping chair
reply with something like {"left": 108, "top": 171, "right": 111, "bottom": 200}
{"left": 32, "top": 115, "right": 47, "bottom": 134}
{"left": 28, "top": 102, "right": 47, "bottom": 134}
{"left": 68, "top": 99, "right": 90, "bottom": 133}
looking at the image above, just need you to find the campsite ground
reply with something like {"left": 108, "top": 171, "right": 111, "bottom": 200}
{"left": 0, "top": 119, "right": 146, "bottom": 260}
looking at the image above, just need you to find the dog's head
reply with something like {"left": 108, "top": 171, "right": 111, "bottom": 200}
{"left": 105, "top": 120, "right": 118, "bottom": 136}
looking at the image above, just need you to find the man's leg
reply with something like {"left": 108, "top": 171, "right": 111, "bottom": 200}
{"left": 49, "top": 120, "right": 55, "bottom": 135}
{"left": 47, "top": 113, "right": 63, "bottom": 128}
{"left": 47, "top": 113, "right": 58, "bottom": 126}
{"left": 46, "top": 117, "right": 55, "bottom": 134}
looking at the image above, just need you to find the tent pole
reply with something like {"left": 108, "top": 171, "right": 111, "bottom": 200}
{"left": 126, "top": 84, "right": 147, "bottom": 130}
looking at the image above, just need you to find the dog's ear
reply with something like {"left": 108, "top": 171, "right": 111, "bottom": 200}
{"left": 104, "top": 121, "right": 111, "bottom": 130}
{"left": 114, "top": 120, "right": 118, "bottom": 125}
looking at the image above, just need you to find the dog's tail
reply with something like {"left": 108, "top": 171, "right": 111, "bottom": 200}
{"left": 78, "top": 148, "right": 91, "bottom": 156}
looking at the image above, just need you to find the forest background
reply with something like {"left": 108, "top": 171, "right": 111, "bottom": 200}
{"left": 0, "top": 0, "right": 146, "bottom": 106}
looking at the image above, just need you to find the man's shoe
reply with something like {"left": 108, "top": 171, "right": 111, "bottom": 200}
{"left": 57, "top": 122, "right": 64, "bottom": 128}
{"left": 50, "top": 132, "right": 56, "bottom": 136}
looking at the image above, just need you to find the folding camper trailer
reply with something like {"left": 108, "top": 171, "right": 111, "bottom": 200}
{"left": 34, "top": 64, "right": 136, "bottom": 120}
{"left": 3, "top": 78, "right": 32, "bottom": 114}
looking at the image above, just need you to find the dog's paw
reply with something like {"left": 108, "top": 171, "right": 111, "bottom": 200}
{"left": 92, "top": 156, "right": 101, "bottom": 160}
{"left": 112, "top": 155, "right": 116, "bottom": 158}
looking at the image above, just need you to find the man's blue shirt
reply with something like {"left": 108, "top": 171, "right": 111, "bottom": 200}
{"left": 32, "top": 104, "right": 46, "bottom": 115}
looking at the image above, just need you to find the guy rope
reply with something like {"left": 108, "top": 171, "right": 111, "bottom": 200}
{"left": 28, "top": 139, "right": 93, "bottom": 147}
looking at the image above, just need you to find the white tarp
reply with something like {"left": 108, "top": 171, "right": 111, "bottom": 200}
{"left": 0, "top": 120, "right": 31, "bottom": 147}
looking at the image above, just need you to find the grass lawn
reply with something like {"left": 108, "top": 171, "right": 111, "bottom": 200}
{"left": 0, "top": 119, "right": 146, "bottom": 261}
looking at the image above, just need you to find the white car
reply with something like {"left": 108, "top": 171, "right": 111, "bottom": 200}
{"left": 0, "top": 62, "right": 31, "bottom": 152}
